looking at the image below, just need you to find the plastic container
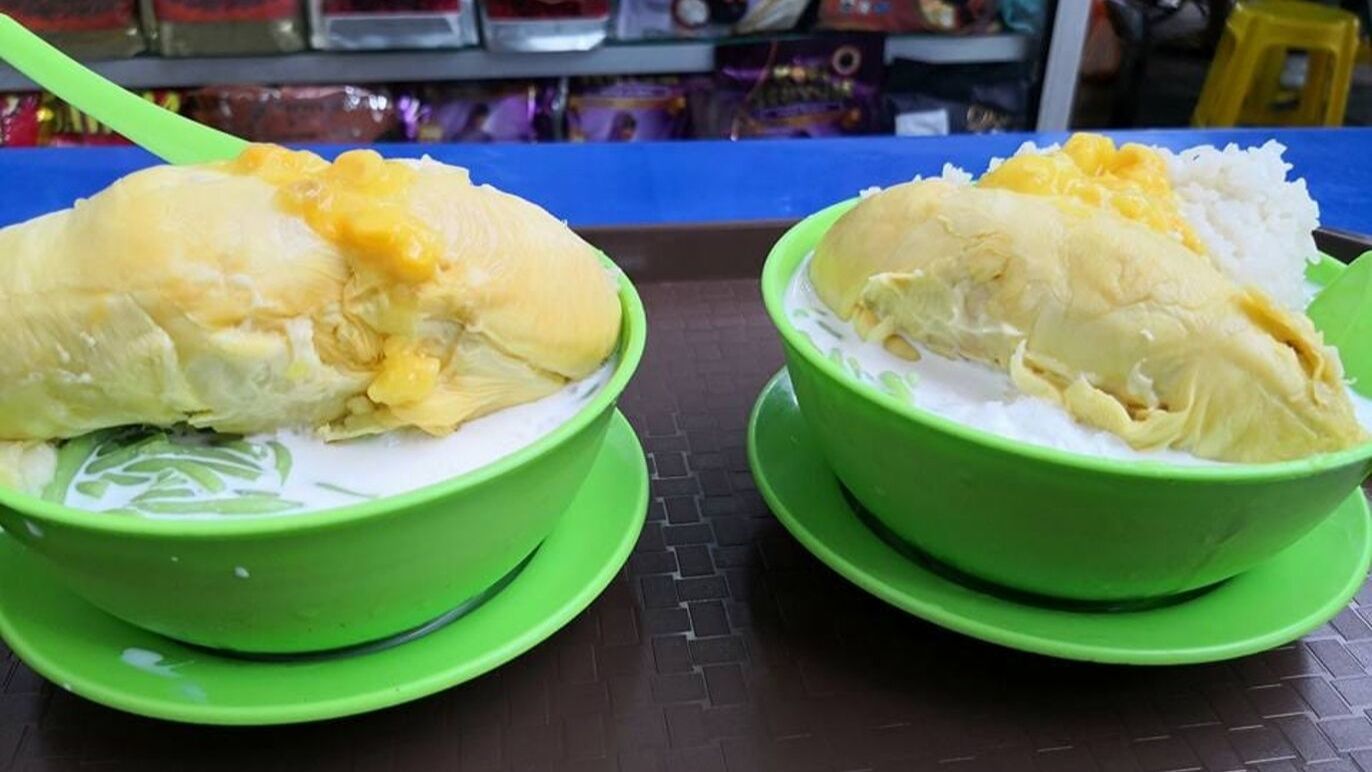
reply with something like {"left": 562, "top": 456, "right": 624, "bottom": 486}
{"left": 140, "top": 0, "right": 307, "bottom": 56}
{"left": 308, "top": 0, "right": 478, "bottom": 50}
{"left": 612, "top": 0, "right": 805, "bottom": 39}
{"left": 479, "top": 0, "right": 609, "bottom": 52}
{"left": 0, "top": 0, "right": 145, "bottom": 59}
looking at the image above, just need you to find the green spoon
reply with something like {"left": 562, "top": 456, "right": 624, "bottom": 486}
{"left": 0, "top": 13, "right": 247, "bottom": 164}
{"left": 1308, "top": 251, "right": 1372, "bottom": 399}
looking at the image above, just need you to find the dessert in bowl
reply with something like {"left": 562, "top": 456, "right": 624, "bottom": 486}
{"left": 0, "top": 145, "right": 646, "bottom": 653}
{"left": 761, "top": 133, "right": 1372, "bottom": 603}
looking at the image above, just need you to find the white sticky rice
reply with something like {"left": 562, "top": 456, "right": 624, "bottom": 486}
{"left": 786, "top": 140, "right": 1372, "bottom": 465}
{"left": 1163, "top": 141, "right": 1321, "bottom": 309}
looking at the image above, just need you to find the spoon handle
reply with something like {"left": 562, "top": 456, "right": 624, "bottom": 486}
{"left": 1308, "top": 251, "right": 1372, "bottom": 400}
{"left": 0, "top": 14, "right": 247, "bottom": 164}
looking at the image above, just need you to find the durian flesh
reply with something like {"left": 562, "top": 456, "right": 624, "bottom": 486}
{"left": 810, "top": 179, "right": 1364, "bottom": 463}
{"left": 0, "top": 147, "right": 622, "bottom": 461}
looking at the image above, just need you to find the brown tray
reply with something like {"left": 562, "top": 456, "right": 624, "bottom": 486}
{"left": 3, "top": 224, "right": 1372, "bottom": 771}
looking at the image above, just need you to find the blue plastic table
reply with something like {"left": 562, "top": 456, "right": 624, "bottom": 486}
{"left": 1, "top": 128, "right": 1367, "bottom": 233}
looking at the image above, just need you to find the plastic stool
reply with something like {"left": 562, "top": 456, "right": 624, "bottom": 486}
{"left": 1192, "top": 0, "right": 1361, "bottom": 127}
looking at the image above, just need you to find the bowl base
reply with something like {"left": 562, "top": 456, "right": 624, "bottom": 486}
{"left": 0, "top": 411, "right": 649, "bottom": 725}
{"left": 839, "top": 484, "right": 1226, "bottom": 614}
{"left": 184, "top": 550, "right": 537, "bottom": 664}
{"left": 749, "top": 369, "right": 1372, "bottom": 665}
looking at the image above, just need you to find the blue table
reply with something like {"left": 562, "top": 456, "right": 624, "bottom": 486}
{"left": 1, "top": 128, "right": 1367, "bottom": 233}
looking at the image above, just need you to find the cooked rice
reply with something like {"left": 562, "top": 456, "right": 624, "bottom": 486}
{"left": 1161, "top": 140, "right": 1319, "bottom": 309}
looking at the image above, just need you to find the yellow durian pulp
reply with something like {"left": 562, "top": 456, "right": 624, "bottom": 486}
{"left": 0, "top": 146, "right": 622, "bottom": 476}
{"left": 810, "top": 175, "right": 1364, "bottom": 464}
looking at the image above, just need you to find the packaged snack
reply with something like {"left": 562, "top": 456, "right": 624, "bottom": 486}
{"left": 0, "top": 94, "right": 42, "bottom": 148}
{"left": 612, "top": 0, "right": 803, "bottom": 38}
{"left": 140, "top": 0, "right": 307, "bottom": 56}
{"left": 1, "top": 91, "right": 181, "bottom": 149}
{"left": 612, "top": 0, "right": 727, "bottom": 39}
{"left": 309, "top": 0, "right": 478, "bottom": 50}
{"left": 734, "top": 0, "right": 808, "bottom": 33}
{"left": 0, "top": 0, "right": 145, "bottom": 58}
{"left": 400, "top": 81, "right": 561, "bottom": 142}
{"left": 818, "top": 0, "right": 999, "bottom": 33}
{"left": 188, "top": 85, "right": 402, "bottom": 143}
{"left": 479, "top": 0, "right": 609, "bottom": 52}
{"left": 699, "top": 35, "right": 885, "bottom": 139}
{"left": 886, "top": 59, "right": 1029, "bottom": 134}
{"left": 39, "top": 90, "right": 186, "bottom": 146}
{"left": 567, "top": 77, "right": 689, "bottom": 141}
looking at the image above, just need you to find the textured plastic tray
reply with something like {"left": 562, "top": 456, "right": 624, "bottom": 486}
{"left": 1, "top": 224, "right": 1371, "bottom": 771}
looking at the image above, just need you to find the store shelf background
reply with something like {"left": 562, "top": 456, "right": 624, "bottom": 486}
{"left": 0, "top": 3, "right": 1087, "bottom": 131}
{"left": 0, "top": 34, "right": 1033, "bottom": 91}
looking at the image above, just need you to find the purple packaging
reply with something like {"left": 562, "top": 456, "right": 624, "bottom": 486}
{"left": 400, "top": 81, "right": 562, "bottom": 143}
{"left": 706, "top": 34, "right": 885, "bottom": 139}
{"left": 566, "top": 77, "right": 689, "bottom": 142}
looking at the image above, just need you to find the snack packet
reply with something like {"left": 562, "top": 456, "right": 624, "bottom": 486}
{"left": 701, "top": 35, "right": 885, "bottom": 139}
{"left": 188, "top": 85, "right": 402, "bottom": 143}
{"left": 401, "top": 81, "right": 561, "bottom": 142}
{"left": 0, "top": 94, "right": 42, "bottom": 148}
{"left": 0, "top": 91, "right": 188, "bottom": 147}
{"left": 567, "top": 76, "right": 690, "bottom": 141}
{"left": 886, "top": 59, "right": 1030, "bottom": 134}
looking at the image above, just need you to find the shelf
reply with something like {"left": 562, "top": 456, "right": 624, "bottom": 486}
{"left": 0, "top": 34, "right": 1033, "bottom": 91}
{"left": 884, "top": 34, "right": 1031, "bottom": 65}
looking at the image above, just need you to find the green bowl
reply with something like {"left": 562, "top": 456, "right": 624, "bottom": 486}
{"left": 0, "top": 269, "right": 647, "bottom": 655}
{"left": 762, "top": 199, "right": 1372, "bottom": 603}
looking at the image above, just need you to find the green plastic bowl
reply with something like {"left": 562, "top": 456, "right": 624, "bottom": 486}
{"left": 762, "top": 199, "right": 1372, "bottom": 603}
{"left": 0, "top": 268, "right": 647, "bottom": 655}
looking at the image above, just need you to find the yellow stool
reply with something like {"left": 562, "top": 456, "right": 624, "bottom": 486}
{"left": 1192, "top": 0, "right": 1361, "bottom": 127}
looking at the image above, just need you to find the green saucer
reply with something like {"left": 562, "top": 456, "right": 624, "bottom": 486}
{"left": 0, "top": 411, "right": 648, "bottom": 725}
{"left": 748, "top": 371, "right": 1372, "bottom": 665}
